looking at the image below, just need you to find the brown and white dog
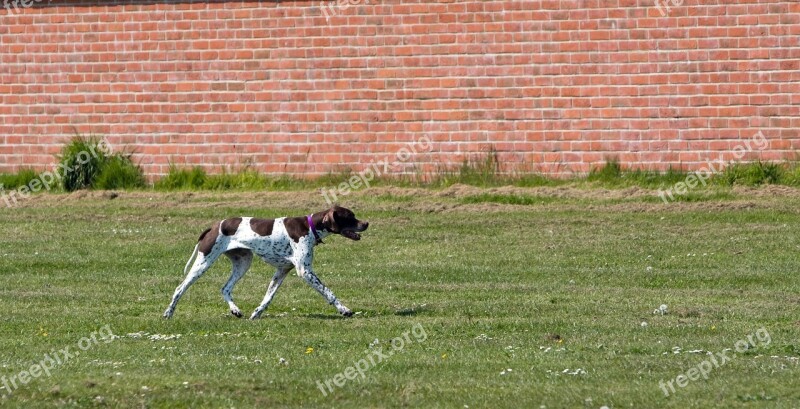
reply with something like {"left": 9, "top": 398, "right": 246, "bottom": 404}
{"left": 163, "top": 206, "right": 369, "bottom": 319}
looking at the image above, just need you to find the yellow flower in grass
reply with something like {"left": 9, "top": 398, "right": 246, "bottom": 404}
{"left": 441, "top": 353, "right": 448, "bottom": 360}
{"left": 305, "top": 347, "right": 314, "bottom": 354}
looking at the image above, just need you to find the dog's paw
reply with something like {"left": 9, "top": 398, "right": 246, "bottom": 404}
{"left": 162, "top": 310, "right": 173, "bottom": 319}
{"left": 230, "top": 309, "right": 243, "bottom": 318}
{"left": 248, "top": 312, "right": 261, "bottom": 320}
{"left": 340, "top": 309, "right": 354, "bottom": 317}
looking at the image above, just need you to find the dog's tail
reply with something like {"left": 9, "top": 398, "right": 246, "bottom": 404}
{"left": 184, "top": 243, "right": 199, "bottom": 275}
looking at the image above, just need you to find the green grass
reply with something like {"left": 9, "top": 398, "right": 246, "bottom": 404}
{"left": 154, "top": 165, "right": 323, "bottom": 191}
{"left": 154, "top": 165, "right": 208, "bottom": 190}
{"left": 0, "top": 169, "right": 39, "bottom": 190}
{"left": 12, "top": 145, "right": 800, "bottom": 196}
{"left": 0, "top": 188, "right": 798, "bottom": 408}
{"left": 9, "top": 135, "right": 800, "bottom": 195}
{"left": 55, "top": 135, "right": 145, "bottom": 192}
{"left": 587, "top": 159, "right": 691, "bottom": 189}
{"left": 461, "top": 193, "right": 562, "bottom": 206}
{"left": 57, "top": 136, "right": 110, "bottom": 192}
{"left": 715, "top": 161, "right": 785, "bottom": 187}
{"left": 94, "top": 155, "right": 146, "bottom": 190}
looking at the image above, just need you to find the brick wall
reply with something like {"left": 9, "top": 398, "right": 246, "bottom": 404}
{"left": 1, "top": 0, "right": 799, "bottom": 178}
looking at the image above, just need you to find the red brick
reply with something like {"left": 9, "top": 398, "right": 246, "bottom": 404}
{"left": 0, "top": 1, "right": 797, "bottom": 177}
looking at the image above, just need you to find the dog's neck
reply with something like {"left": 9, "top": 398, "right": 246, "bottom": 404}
{"left": 307, "top": 213, "right": 329, "bottom": 245}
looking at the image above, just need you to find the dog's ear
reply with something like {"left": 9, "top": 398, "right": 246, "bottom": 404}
{"left": 322, "top": 208, "right": 336, "bottom": 231}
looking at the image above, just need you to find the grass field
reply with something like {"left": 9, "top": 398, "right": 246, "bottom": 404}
{"left": 1, "top": 185, "right": 799, "bottom": 408}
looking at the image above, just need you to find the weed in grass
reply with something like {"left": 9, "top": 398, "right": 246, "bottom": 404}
{"left": 621, "top": 167, "right": 690, "bottom": 189}
{"left": 418, "top": 148, "right": 561, "bottom": 189}
{"left": 455, "top": 147, "right": 501, "bottom": 186}
{"left": 714, "top": 161, "right": 785, "bottom": 186}
{"left": 0, "top": 168, "right": 39, "bottom": 190}
{"left": 780, "top": 165, "right": 800, "bottom": 187}
{"left": 588, "top": 158, "right": 623, "bottom": 183}
{"left": 154, "top": 165, "right": 207, "bottom": 190}
{"left": 203, "top": 168, "right": 268, "bottom": 190}
{"left": 587, "top": 159, "right": 691, "bottom": 189}
{"left": 57, "top": 135, "right": 111, "bottom": 191}
{"left": 94, "top": 154, "right": 146, "bottom": 190}
{"left": 426, "top": 147, "right": 503, "bottom": 187}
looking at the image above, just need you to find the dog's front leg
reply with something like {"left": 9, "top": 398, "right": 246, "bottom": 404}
{"left": 249, "top": 267, "right": 291, "bottom": 320}
{"left": 297, "top": 263, "right": 353, "bottom": 317}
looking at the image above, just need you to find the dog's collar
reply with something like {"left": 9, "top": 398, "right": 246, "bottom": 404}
{"left": 307, "top": 214, "right": 324, "bottom": 245}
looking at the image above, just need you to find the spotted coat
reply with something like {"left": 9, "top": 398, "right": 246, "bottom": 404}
{"left": 163, "top": 207, "right": 369, "bottom": 320}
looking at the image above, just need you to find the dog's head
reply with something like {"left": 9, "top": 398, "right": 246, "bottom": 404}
{"left": 321, "top": 206, "right": 369, "bottom": 241}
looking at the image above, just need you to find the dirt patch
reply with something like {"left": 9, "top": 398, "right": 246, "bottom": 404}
{"left": 593, "top": 200, "right": 764, "bottom": 214}
{"left": 437, "top": 184, "right": 657, "bottom": 201}
{"left": 436, "top": 184, "right": 484, "bottom": 198}
{"left": 375, "top": 186, "right": 428, "bottom": 198}
{"left": 449, "top": 199, "right": 769, "bottom": 214}
{"left": 732, "top": 184, "right": 800, "bottom": 197}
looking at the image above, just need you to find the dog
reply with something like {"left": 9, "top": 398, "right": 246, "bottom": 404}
{"left": 163, "top": 206, "right": 369, "bottom": 320}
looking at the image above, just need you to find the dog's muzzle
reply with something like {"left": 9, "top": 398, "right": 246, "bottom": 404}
{"left": 342, "top": 221, "right": 369, "bottom": 241}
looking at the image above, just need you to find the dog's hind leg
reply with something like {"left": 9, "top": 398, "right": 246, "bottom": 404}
{"left": 249, "top": 266, "right": 292, "bottom": 320}
{"left": 163, "top": 250, "right": 222, "bottom": 319}
{"left": 222, "top": 249, "right": 253, "bottom": 318}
